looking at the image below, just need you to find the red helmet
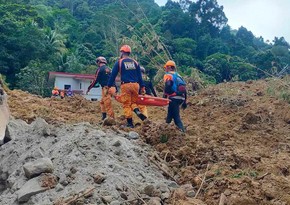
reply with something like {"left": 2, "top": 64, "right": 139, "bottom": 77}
{"left": 120, "top": 45, "right": 131, "bottom": 53}
{"left": 96, "top": 56, "right": 107, "bottom": 64}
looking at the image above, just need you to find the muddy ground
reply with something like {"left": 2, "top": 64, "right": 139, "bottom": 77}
{"left": 2, "top": 76, "right": 290, "bottom": 204}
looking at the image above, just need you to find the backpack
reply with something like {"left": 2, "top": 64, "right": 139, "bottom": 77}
{"left": 171, "top": 72, "right": 186, "bottom": 96}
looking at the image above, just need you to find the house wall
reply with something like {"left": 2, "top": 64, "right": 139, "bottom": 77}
{"left": 54, "top": 76, "right": 102, "bottom": 100}
{"left": 82, "top": 80, "right": 102, "bottom": 100}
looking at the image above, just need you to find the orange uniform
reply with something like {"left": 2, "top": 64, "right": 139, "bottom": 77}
{"left": 52, "top": 87, "right": 59, "bottom": 97}
{"left": 107, "top": 45, "right": 146, "bottom": 128}
{"left": 100, "top": 86, "right": 115, "bottom": 118}
{"left": 87, "top": 57, "right": 115, "bottom": 120}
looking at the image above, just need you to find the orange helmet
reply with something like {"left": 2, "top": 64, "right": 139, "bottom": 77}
{"left": 96, "top": 56, "right": 107, "bottom": 64}
{"left": 120, "top": 45, "right": 131, "bottom": 53}
{"left": 164, "top": 60, "right": 176, "bottom": 68}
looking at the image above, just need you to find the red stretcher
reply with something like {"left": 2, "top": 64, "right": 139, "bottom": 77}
{"left": 114, "top": 95, "right": 170, "bottom": 106}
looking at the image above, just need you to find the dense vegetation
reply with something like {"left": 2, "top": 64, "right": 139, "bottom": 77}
{"left": 0, "top": 0, "right": 289, "bottom": 96}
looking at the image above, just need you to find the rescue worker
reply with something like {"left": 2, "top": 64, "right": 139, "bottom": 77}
{"left": 87, "top": 56, "right": 115, "bottom": 120}
{"left": 107, "top": 45, "right": 146, "bottom": 128}
{"left": 137, "top": 66, "right": 157, "bottom": 117}
{"left": 163, "top": 60, "right": 187, "bottom": 132}
{"left": 66, "top": 88, "right": 73, "bottom": 97}
{"left": 51, "top": 87, "right": 59, "bottom": 97}
{"left": 60, "top": 90, "right": 65, "bottom": 99}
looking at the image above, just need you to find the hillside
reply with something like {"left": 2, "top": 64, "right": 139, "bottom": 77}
{"left": 1, "top": 77, "right": 290, "bottom": 205}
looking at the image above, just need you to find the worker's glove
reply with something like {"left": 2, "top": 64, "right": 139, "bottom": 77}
{"left": 108, "top": 87, "right": 116, "bottom": 96}
{"left": 141, "top": 87, "right": 146, "bottom": 95}
{"left": 181, "top": 102, "right": 187, "bottom": 110}
{"left": 103, "top": 86, "right": 109, "bottom": 96}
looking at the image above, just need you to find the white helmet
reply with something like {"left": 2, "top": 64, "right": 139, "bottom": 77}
{"left": 96, "top": 56, "right": 107, "bottom": 64}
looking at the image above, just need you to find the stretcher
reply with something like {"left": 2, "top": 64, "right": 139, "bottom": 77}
{"left": 114, "top": 95, "right": 170, "bottom": 106}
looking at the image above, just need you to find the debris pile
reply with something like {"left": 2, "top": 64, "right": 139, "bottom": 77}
{"left": 1, "top": 77, "right": 290, "bottom": 204}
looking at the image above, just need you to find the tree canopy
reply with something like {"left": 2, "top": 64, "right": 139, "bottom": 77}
{"left": 0, "top": 0, "right": 289, "bottom": 95}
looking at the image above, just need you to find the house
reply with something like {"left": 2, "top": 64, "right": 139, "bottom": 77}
{"left": 48, "top": 72, "right": 102, "bottom": 100}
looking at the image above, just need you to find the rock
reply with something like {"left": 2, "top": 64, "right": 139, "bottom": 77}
{"left": 103, "top": 117, "right": 116, "bottom": 126}
{"left": 101, "top": 195, "right": 113, "bottom": 204}
{"left": 120, "top": 192, "right": 128, "bottom": 200}
{"left": 112, "top": 140, "right": 121, "bottom": 147}
{"left": 144, "top": 184, "right": 155, "bottom": 197}
{"left": 152, "top": 189, "right": 161, "bottom": 197}
{"left": 93, "top": 173, "right": 106, "bottom": 184}
{"left": 110, "top": 200, "right": 121, "bottom": 205}
{"left": 17, "top": 175, "right": 49, "bottom": 202}
{"left": 161, "top": 192, "right": 170, "bottom": 200}
{"left": 115, "top": 183, "right": 125, "bottom": 191}
{"left": 59, "top": 173, "right": 68, "bottom": 186}
{"left": 180, "top": 183, "right": 193, "bottom": 191}
{"left": 128, "top": 131, "right": 139, "bottom": 140}
{"left": 70, "top": 166, "right": 77, "bottom": 174}
{"left": 43, "top": 126, "right": 51, "bottom": 136}
{"left": 31, "top": 118, "right": 51, "bottom": 136}
{"left": 156, "top": 183, "right": 169, "bottom": 193}
{"left": 147, "top": 197, "right": 161, "bottom": 205}
{"left": 23, "top": 158, "right": 54, "bottom": 179}
{"left": 242, "top": 112, "right": 261, "bottom": 124}
{"left": 32, "top": 148, "right": 45, "bottom": 158}
{"left": 186, "top": 190, "right": 196, "bottom": 197}
{"left": 55, "top": 183, "right": 64, "bottom": 192}
{"left": 167, "top": 181, "right": 179, "bottom": 189}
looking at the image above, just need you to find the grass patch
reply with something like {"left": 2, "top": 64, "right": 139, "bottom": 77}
{"left": 231, "top": 170, "right": 258, "bottom": 178}
{"left": 160, "top": 134, "right": 169, "bottom": 143}
{"left": 267, "top": 76, "right": 290, "bottom": 103}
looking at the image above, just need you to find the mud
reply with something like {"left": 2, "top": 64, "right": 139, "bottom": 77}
{"left": 2, "top": 76, "right": 290, "bottom": 204}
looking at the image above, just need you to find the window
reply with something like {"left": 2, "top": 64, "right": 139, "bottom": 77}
{"left": 64, "top": 85, "right": 71, "bottom": 90}
{"left": 79, "top": 83, "right": 82, "bottom": 89}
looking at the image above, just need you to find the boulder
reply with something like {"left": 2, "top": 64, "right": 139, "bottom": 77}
{"left": 23, "top": 158, "right": 54, "bottom": 179}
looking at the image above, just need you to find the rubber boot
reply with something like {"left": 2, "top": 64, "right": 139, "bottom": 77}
{"left": 133, "top": 108, "right": 147, "bottom": 121}
{"left": 101, "top": 113, "right": 107, "bottom": 120}
{"left": 126, "top": 118, "right": 134, "bottom": 128}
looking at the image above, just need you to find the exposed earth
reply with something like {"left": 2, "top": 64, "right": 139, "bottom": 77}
{"left": 1, "top": 76, "right": 290, "bottom": 205}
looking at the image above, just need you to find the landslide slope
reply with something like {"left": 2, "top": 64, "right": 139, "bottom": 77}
{"left": 6, "top": 77, "right": 290, "bottom": 205}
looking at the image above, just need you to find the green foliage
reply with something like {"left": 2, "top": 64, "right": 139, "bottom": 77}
{"left": 267, "top": 76, "right": 290, "bottom": 104}
{"left": 0, "top": 4, "right": 46, "bottom": 86}
{"left": 231, "top": 170, "right": 258, "bottom": 179}
{"left": 188, "top": 0, "right": 228, "bottom": 37}
{"left": 16, "top": 60, "right": 52, "bottom": 96}
{"left": 0, "top": 0, "right": 290, "bottom": 96}
{"left": 160, "top": 134, "right": 169, "bottom": 143}
{"left": 190, "top": 67, "right": 216, "bottom": 86}
{"left": 203, "top": 53, "right": 258, "bottom": 83}
{"left": 236, "top": 26, "right": 255, "bottom": 46}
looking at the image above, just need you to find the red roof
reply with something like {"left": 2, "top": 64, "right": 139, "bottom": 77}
{"left": 48, "top": 71, "right": 121, "bottom": 82}
{"left": 48, "top": 72, "right": 95, "bottom": 80}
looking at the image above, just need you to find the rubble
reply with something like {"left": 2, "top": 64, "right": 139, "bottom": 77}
{"left": 1, "top": 77, "right": 290, "bottom": 204}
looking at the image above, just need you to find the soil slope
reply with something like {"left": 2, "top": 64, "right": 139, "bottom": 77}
{"left": 4, "top": 77, "right": 290, "bottom": 205}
